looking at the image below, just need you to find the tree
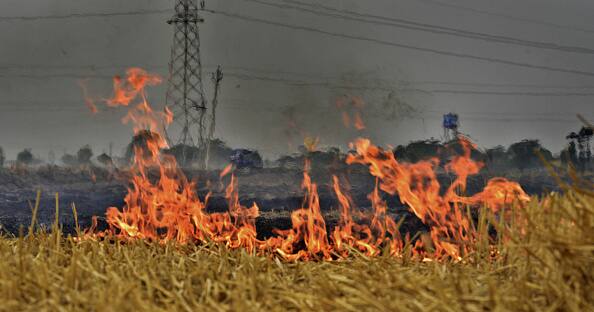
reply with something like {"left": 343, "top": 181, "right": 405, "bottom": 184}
{"left": 507, "top": 139, "right": 553, "bottom": 171}
{"left": 77, "top": 145, "right": 93, "bottom": 164}
{"left": 485, "top": 145, "right": 507, "bottom": 170}
{"left": 560, "top": 141, "right": 578, "bottom": 167}
{"left": 17, "top": 149, "right": 33, "bottom": 166}
{"left": 394, "top": 139, "right": 442, "bottom": 163}
{"left": 0, "top": 146, "right": 4, "bottom": 167}
{"left": 444, "top": 139, "right": 486, "bottom": 163}
{"left": 96, "top": 153, "right": 113, "bottom": 167}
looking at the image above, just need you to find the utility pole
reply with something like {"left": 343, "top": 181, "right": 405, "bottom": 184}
{"left": 205, "top": 65, "right": 223, "bottom": 169}
{"left": 165, "top": 0, "right": 208, "bottom": 166}
{"left": 567, "top": 114, "right": 594, "bottom": 172}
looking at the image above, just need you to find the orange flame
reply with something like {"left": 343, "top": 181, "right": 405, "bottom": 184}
{"left": 220, "top": 163, "right": 233, "bottom": 178}
{"left": 341, "top": 111, "right": 351, "bottom": 129}
{"left": 303, "top": 136, "right": 320, "bottom": 152}
{"left": 353, "top": 112, "right": 366, "bottom": 130}
{"left": 79, "top": 80, "right": 98, "bottom": 114}
{"left": 336, "top": 95, "right": 366, "bottom": 131}
{"left": 85, "top": 68, "right": 261, "bottom": 250}
{"left": 260, "top": 159, "right": 332, "bottom": 261}
{"left": 107, "top": 68, "right": 161, "bottom": 107}
{"left": 346, "top": 136, "right": 530, "bottom": 259}
{"left": 84, "top": 68, "right": 531, "bottom": 262}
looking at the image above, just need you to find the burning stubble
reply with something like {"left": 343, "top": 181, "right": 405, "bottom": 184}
{"left": 80, "top": 68, "right": 531, "bottom": 262}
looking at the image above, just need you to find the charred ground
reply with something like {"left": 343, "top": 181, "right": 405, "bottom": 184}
{"left": 0, "top": 155, "right": 569, "bottom": 239}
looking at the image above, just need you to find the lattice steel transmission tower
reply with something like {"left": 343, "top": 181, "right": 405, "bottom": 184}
{"left": 165, "top": 0, "right": 208, "bottom": 151}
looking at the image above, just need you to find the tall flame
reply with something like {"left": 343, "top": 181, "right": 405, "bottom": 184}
{"left": 85, "top": 68, "right": 261, "bottom": 250}
{"left": 84, "top": 68, "right": 531, "bottom": 262}
{"left": 346, "top": 137, "right": 530, "bottom": 259}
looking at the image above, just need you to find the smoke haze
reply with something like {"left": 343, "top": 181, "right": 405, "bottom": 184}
{"left": 1, "top": 0, "right": 593, "bottom": 160}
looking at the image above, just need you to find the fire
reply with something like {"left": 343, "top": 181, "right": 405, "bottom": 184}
{"left": 336, "top": 95, "right": 366, "bottom": 130}
{"left": 107, "top": 68, "right": 161, "bottom": 107}
{"left": 346, "top": 137, "right": 530, "bottom": 259}
{"left": 303, "top": 136, "right": 320, "bottom": 152}
{"left": 84, "top": 68, "right": 261, "bottom": 250}
{"left": 353, "top": 112, "right": 366, "bottom": 130}
{"left": 79, "top": 80, "right": 98, "bottom": 113}
{"left": 84, "top": 68, "right": 531, "bottom": 262}
{"left": 261, "top": 159, "right": 333, "bottom": 261}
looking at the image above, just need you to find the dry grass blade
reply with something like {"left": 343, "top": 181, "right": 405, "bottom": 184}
{"left": 0, "top": 181, "right": 591, "bottom": 311}
{"left": 27, "top": 190, "right": 41, "bottom": 237}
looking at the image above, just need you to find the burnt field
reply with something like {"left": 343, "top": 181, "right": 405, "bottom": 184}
{"left": 0, "top": 163, "right": 565, "bottom": 238}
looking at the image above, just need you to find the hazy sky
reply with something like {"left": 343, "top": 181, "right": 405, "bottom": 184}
{"left": 1, "top": 0, "right": 593, "bottom": 160}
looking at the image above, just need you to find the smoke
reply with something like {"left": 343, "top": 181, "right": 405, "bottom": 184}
{"left": 254, "top": 68, "right": 422, "bottom": 156}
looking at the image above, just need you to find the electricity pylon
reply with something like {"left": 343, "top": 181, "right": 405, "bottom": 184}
{"left": 165, "top": 0, "right": 208, "bottom": 156}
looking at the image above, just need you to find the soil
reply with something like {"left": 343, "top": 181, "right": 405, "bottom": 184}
{"left": 0, "top": 164, "right": 565, "bottom": 238}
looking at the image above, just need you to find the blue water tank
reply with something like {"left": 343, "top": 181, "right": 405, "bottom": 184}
{"left": 443, "top": 113, "right": 459, "bottom": 129}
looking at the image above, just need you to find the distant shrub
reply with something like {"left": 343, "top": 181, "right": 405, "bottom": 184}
{"left": 277, "top": 147, "right": 343, "bottom": 171}
{"left": 96, "top": 153, "right": 113, "bottom": 166}
{"left": 393, "top": 139, "right": 442, "bottom": 163}
{"left": 77, "top": 145, "right": 94, "bottom": 164}
{"left": 485, "top": 145, "right": 507, "bottom": 170}
{"left": 508, "top": 139, "right": 553, "bottom": 171}
{"left": 162, "top": 139, "right": 235, "bottom": 168}
{"left": 560, "top": 141, "right": 578, "bottom": 167}
{"left": 17, "top": 149, "right": 34, "bottom": 166}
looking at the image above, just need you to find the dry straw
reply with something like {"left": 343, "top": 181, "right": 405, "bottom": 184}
{"left": 0, "top": 173, "right": 592, "bottom": 311}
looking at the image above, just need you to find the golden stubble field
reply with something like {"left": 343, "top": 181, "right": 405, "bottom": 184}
{"left": 0, "top": 174, "right": 592, "bottom": 312}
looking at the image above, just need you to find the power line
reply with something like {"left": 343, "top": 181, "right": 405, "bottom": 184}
{"left": 244, "top": 0, "right": 594, "bottom": 55}
{"left": 424, "top": 110, "right": 591, "bottom": 117}
{"left": 425, "top": 89, "right": 594, "bottom": 97}
{"left": 5, "top": 97, "right": 586, "bottom": 119}
{"left": 3, "top": 5, "right": 591, "bottom": 77}
{"left": 3, "top": 70, "right": 594, "bottom": 97}
{"left": 226, "top": 72, "right": 594, "bottom": 96}
{"left": 409, "top": 80, "right": 594, "bottom": 90}
{"left": 0, "top": 73, "right": 114, "bottom": 79}
{"left": 199, "top": 8, "right": 594, "bottom": 78}
{"left": 228, "top": 68, "right": 594, "bottom": 89}
{"left": 1, "top": 4, "right": 592, "bottom": 69}
{"left": 0, "top": 9, "right": 171, "bottom": 21}
{"left": 415, "top": 0, "right": 594, "bottom": 34}
{"left": 1, "top": 6, "right": 593, "bottom": 76}
{"left": 4, "top": 63, "right": 594, "bottom": 91}
{"left": 0, "top": 101, "right": 587, "bottom": 124}
{"left": 215, "top": 100, "right": 589, "bottom": 124}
